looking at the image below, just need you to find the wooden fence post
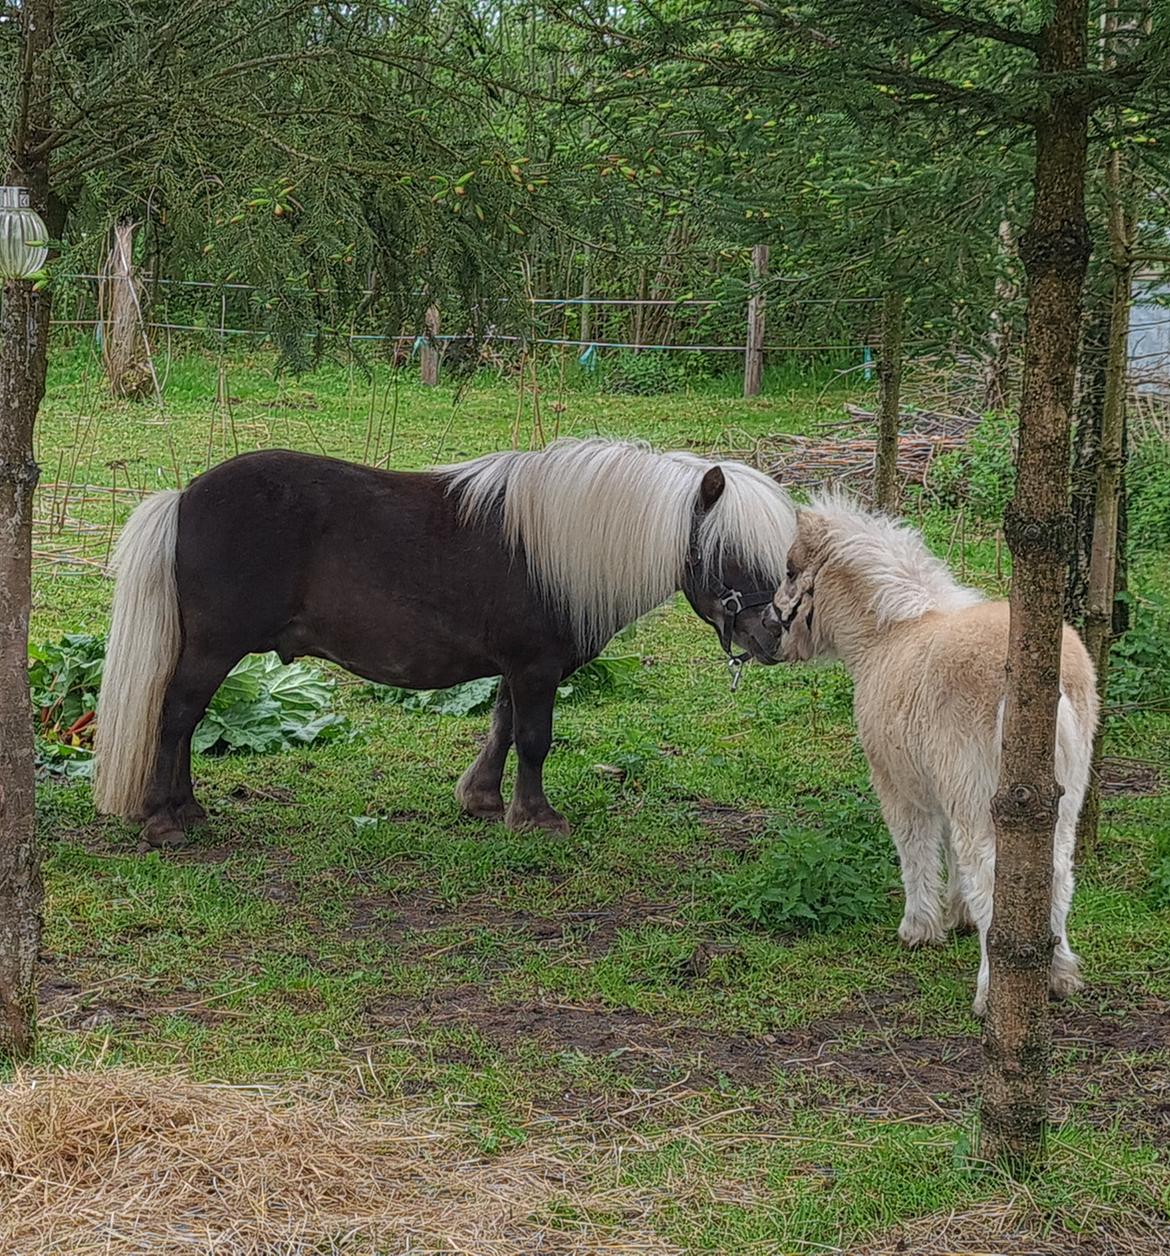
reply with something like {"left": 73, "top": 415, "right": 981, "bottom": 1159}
{"left": 744, "top": 244, "right": 768, "bottom": 397}
{"left": 420, "top": 304, "right": 440, "bottom": 386}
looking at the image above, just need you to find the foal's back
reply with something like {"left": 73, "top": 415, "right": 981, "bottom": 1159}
{"left": 854, "top": 601, "right": 1097, "bottom": 805}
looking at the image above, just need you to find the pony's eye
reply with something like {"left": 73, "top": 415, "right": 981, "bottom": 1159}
{"left": 785, "top": 561, "right": 796, "bottom": 581}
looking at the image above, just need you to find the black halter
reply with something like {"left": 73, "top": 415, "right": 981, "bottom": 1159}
{"left": 686, "top": 539, "right": 776, "bottom": 690}
{"left": 714, "top": 582, "right": 776, "bottom": 660}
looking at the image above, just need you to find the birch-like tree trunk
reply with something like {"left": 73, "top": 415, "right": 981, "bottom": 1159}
{"left": 980, "top": 0, "right": 1092, "bottom": 1171}
{"left": 874, "top": 287, "right": 905, "bottom": 512}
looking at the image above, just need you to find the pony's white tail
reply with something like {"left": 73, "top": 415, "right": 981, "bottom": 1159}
{"left": 94, "top": 489, "right": 183, "bottom": 818}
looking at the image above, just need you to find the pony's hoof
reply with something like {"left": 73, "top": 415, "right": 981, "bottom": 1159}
{"left": 505, "top": 803, "right": 571, "bottom": 835}
{"left": 177, "top": 800, "right": 209, "bottom": 828}
{"left": 971, "top": 990, "right": 988, "bottom": 1018}
{"left": 138, "top": 817, "right": 189, "bottom": 852}
{"left": 455, "top": 785, "right": 506, "bottom": 821}
{"left": 898, "top": 917, "right": 945, "bottom": 948}
{"left": 942, "top": 904, "right": 976, "bottom": 935}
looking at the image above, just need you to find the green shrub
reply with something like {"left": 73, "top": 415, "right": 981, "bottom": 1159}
{"left": 1109, "top": 586, "right": 1170, "bottom": 707}
{"left": 369, "top": 654, "right": 641, "bottom": 715}
{"left": 718, "top": 797, "right": 893, "bottom": 933}
{"left": 29, "top": 634, "right": 346, "bottom": 776}
{"left": 1128, "top": 438, "right": 1170, "bottom": 555}
{"left": 929, "top": 412, "right": 1016, "bottom": 521}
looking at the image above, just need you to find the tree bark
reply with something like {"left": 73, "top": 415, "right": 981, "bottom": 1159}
{"left": 1067, "top": 271, "right": 1109, "bottom": 626}
{"left": 0, "top": 0, "right": 54, "bottom": 1063}
{"left": 1077, "top": 130, "right": 1138, "bottom": 852}
{"left": 420, "top": 303, "right": 440, "bottom": 386}
{"left": 980, "top": 0, "right": 1091, "bottom": 1172}
{"left": 874, "top": 287, "right": 906, "bottom": 512}
{"left": 743, "top": 243, "right": 768, "bottom": 397}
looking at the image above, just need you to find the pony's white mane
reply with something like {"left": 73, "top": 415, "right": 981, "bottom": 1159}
{"left": 440, "top": 438, "right": 797, "bottom": 651}
{"left": 808, "top": 488, "right": 984, "bottom": 626}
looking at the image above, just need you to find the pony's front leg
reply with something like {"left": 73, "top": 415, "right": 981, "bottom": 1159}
{"left": 504, "top": 668, "right": 569, "bottom": 835}
{"left": 455, "top": 681, "right": 513, "bottom": 820}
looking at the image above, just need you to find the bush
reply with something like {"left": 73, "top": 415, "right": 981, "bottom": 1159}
{"left": 1109, "top": 585, "right": 1170, "bottom": 707}
{"left": 369, "top": 654, "right": 641, "bottom": 715}
{"left": 1128, "top": 438, "right": 1170, "bottom": 555}
{"left": 718, "top": 797, "right": 894, "bottom": 933}
{"left": 928, "top": 411, "right": 1016, "bottom": 521}
{"left": 29, "top": 634, "right": 346, "bottom": 776}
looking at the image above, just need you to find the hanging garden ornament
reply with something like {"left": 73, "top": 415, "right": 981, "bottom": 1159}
{"left": 0, "top": 186, "right": 48, "bottom": 279}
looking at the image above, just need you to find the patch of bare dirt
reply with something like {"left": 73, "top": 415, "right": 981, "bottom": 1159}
{"left": 369, "top": 980, "right": 1170, "bottom": 1141}
{"left": 693, "top": 800, "right": 769, "bottom": 854}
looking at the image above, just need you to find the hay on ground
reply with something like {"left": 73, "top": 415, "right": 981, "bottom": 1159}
{"left": 0, "top": 1067, "right": 673, "bottom": 1255}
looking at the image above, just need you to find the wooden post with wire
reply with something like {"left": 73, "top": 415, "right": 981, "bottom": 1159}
{"left": 744, "top": 244, "right": 768, "bottom": 397}
{"left": 420, "top": 304, "right": 440, "bottom": 386}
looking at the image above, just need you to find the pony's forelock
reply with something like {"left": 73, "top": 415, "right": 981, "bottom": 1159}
{"left": 439, "top": 438, "right": 796, "bottom": 651}
{"left": 804, "top": 486, "right": 984, "bottom": 625}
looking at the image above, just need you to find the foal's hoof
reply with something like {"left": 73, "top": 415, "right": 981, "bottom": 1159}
{"left": 138, "top": 816, "right": 190, "bottom": 852}
{"left": 898, "top": 917, "right": 945, "bottom": 949}
{"left": 505, "top": 803, "right": 571, "bottom": 835}
{"left": 1050, "top": 964, "right": 1084, "bottom": 1001}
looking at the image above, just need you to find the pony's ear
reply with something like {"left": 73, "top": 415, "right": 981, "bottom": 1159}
{"left": 698, "top": 465, "right": 726, "bottom": 512}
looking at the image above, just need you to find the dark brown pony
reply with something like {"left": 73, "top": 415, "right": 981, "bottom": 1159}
{"left": 94, "top": 439, "right": 796, "bottom": 848}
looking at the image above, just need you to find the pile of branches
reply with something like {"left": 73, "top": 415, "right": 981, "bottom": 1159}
{"left": 741, "top": 404, "right": 981, "bottom": 495}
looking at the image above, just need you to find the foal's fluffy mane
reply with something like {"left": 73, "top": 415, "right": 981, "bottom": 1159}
{"left": 440, "top": 438, "right": 796, "bottom": 651}
{"left": 808, "top": 488, "right": 984, "bottom": 626}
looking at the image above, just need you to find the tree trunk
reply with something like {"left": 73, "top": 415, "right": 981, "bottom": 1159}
{"left": 420, "top": 303, "right": 440, "bottom": 386}
{"left": 980, "top": 0, "right": 1091, "bottom": 1173}
{"left": 1067, "top": 271, "right": 1110, "bottom": 626}
{"left": 744, "top": 243, "right": 768, "bottom": 397}
{"left": 99, "top": 220, "right": 154, "bottom": 400}
{"left": 874, "top": 287, "right": 906, "bottom": 512}
{"left": 984, "top": 220, "right": 1019, "bottom": 412}
{"left": 1078, "top": 137, "right": 1138, "bottom": 852}
{"left": 0, "top": 0, "right": 54, "bottom": 1063}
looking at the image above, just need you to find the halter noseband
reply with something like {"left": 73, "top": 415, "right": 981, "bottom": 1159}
{"left": 686, "top": 534, "right": 775, "bottom": 690}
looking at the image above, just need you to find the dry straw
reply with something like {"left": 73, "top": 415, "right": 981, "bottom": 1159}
{"left": 0, "top": 1068, "right": 675, "bottom": 1256}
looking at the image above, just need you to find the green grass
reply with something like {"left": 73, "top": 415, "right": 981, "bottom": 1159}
{"left": 23, "top": 339, "right": 1170, "bottom": 1253}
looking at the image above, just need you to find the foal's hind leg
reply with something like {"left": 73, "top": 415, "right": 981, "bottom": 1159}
{"left": 505, "top": 666, "right": 569, "bottom": 835}
{"left": 455, "top": 681, "right": 513, "bottom": 820}
{"left": 140, "top": 646, "right": 238, "bottom": 850}
{"left": 942, "top": 827, "right": 975, "bottom": 934}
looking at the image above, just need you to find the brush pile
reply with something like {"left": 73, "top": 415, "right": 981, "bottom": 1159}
{"left": 0, "top": 1068, "right": 671, "bottom": 1255}
{"left": 737, "top": 404, "right": 981, "bottom": 497}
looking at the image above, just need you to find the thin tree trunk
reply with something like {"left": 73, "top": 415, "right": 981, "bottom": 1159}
{"left": 980, "top": 0, "right": 1091, "bottom": 1172}
{"left": 744, "top": 244, "right": 768, "bottom": 398}
{"left": 0, "top": 0, "right": 53, "bottom": 1063}
{"left": 420, "top": 303, "right": 440, "bottom": 386}
{"left": 99, "top": 220, "right": 153, "bottom": 399}
{"left": 984, "top": 220, "right": 1019, "bottom": 412}
{"left": 1067, "top": 272, "right": 1110, "bottom": 626}
{"left": 1078, "top": 129, "right": 1138, "bottom": 852}
{"left": 874, "top": 287, "right": 906, "bottom": 512}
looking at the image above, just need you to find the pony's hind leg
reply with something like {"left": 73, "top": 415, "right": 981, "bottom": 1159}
{"left": 1050, "top": 803, "right": 1082, "bottom": 1000}
{"left": 455, "top": 681, "right": 513, "bottom": 820}
{"left": 140, "top": 646, "right": 238, "bottom": 850}
{"left": 504, "top": 666, "right": 569, "bottom": 835}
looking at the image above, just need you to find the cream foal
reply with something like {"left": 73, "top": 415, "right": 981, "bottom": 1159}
{"left": 764, "top": 496, "right": 1098, "bottom": 1015}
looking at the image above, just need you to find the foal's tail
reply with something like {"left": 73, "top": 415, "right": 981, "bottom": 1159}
{"left": 93, "top": 489, "right": 183, "bottom": 819}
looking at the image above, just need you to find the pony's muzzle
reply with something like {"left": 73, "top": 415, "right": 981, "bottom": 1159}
{"left": 761, "top": 601, "right": 784, "bottom": 636}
